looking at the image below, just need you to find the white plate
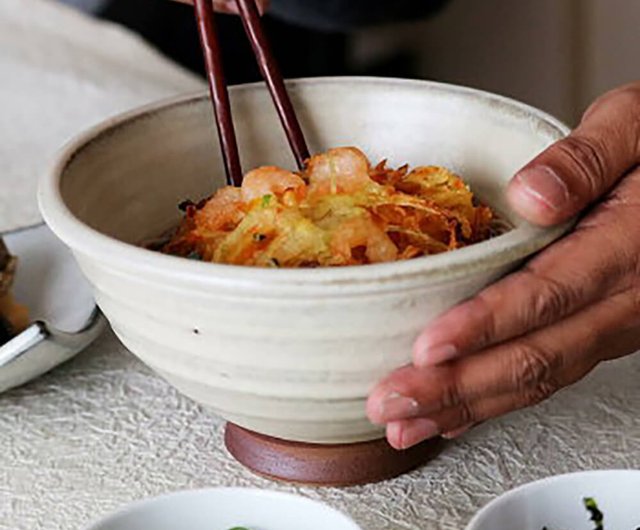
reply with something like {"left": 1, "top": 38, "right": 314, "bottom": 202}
{"left": 466, "top": 470, "right": 640, "bottom": 530}
{"left": 0, "top": 223, "right": 105, "bottom": 393}
{"left": 85, "top": 488, "right": 363, "bottom": 530}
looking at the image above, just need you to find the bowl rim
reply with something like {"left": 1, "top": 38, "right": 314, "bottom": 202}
{"left": 39, "top": 76, "right": 573, "bottom": 289}
{"left": 464, "top": 469, "right": 640, "bottom": 530}
{"left": 83, "top": 487, "right": 362, "bottom": 530}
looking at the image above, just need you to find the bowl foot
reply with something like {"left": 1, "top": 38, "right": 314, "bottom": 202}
{"left": 224, "top": 423, "right": 445, "bottom": 487}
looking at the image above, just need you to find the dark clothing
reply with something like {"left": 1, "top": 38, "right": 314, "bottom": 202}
{"left": 98, "top": 0, "right": 449, "bottom": 83}
{"left": 270, "top": 0, "right": 449, "bottom": 31}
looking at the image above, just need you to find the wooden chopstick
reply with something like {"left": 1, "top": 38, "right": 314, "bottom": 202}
{"left": 234, "top": 0, "right": 311, "bottom": 170}
{"left": 193, "top": 0, "right": 243, "bottom": 186}
{"left": 193, "top": 0, "right": 310, "bottom": 187}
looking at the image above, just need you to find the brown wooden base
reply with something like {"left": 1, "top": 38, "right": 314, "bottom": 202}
{"left": 224, "top": 423, "right": 445, "bottom": 487}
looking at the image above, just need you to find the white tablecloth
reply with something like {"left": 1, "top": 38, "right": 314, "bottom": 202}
{"left": 1, "top": 2, "right": 639, "bottom": 529}
{"left": 2, "top": 334, "right": 639, "bottom": 530}
{"left": 0, "top": 0, "right": 202, "bottom": 232}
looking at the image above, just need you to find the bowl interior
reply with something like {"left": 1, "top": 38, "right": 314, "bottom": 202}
{"left": 57, "top": 78, "right": 568, "bottom": 262}
{"left": 467, "top": 470, "right": 640, "bottom": 530}
{"left": 87, "top": 488, "right": 361, "bottom": 530}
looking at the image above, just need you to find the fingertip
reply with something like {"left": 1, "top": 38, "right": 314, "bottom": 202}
{"left": 412, "top": 332, "right": 432, "bottom": 367}
{"left": 413, "top": 324, "right": 459, "bottom": 367}
{"left": 413, "top": 306, "right": 474, "bottom": 367}
{"left": 365, "top": 386, "right": 387, "bottom": 425}
{"left": 507, "top": 166, "right": 573, "bottom": 227}
{"left": 386, "top": 422, "right": 404, "bottom": 450}
{"left": 413, "top": 336, "right": 458, "bottom": 368}
{"left": 390, "top": 418, "right": 440, "bottom": 449}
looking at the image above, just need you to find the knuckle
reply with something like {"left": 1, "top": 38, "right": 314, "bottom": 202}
{"left": 520, "top": 266, "right": 578, "bottom": 326}
{"left": 557, "top": 135, "right": 608, "bottom": 197}
{"left": 522, "top": 380, "right": 560, "bottom": 406}
{"left": 610, "top": 86, "right": 640, "bottom": 115}
{"left": 439, "top": 366, "right": 462, "bottom": 410}
{"left": 584, "top": 85, "right": 640, "bottom": 163}
{"left": 589, "top": 84, "right": 640, "bottom": 111}
{"left": 612, "top": 89, "right": 640, "bottom": 157}
{"left": 509, "top": 340, "right": 559, "bottom": 389}
{"left": 469, "top": 292, "right": 499, "bottom": 349}
{"left": 630, "top": 286, "right": 640, "bottom": 321}
{"left": 455, "top": 400, "right": 477, "bottom": 426}
{"left": 617, "top": 86, "right": 640, "bottom": 111}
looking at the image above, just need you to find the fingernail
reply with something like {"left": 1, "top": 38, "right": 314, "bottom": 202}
{"left": 400, "top": 418, "right": 440, "bottom": 449}
{"left": 515, "top": 166, "right": 570, "bottom": 211}
{"left": 380, "top": 393, "right": 420, "bottom": 421}
{"left": 415, "top": 343, "right": 458, "bottom": 367}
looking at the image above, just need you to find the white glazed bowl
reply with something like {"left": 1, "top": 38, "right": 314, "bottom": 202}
{"left": 466, "top": 470, "right": 640, "bottom": 530}
{"left": 39, "top": 77, "right": 571, "bottom": 444}
{"left": 85, "top": 488, "right": 362, "bottom": 530}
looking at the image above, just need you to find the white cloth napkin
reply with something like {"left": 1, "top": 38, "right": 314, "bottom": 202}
{"left": 0, "top": 0, "right": 204, "bottom": 233}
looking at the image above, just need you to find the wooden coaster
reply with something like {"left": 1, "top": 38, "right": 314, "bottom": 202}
{"left": 224, "top": 423, "right": 445, "bottom": 487}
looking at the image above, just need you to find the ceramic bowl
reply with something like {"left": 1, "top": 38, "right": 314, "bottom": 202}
{"left": 465, "top": 470, "right": 640, "bottom": 530}
{"left": 39, "top": 77, "right": 570, "bottom": 443}
{"left": 84, "top": 488, "right": 362, "bottom": 530}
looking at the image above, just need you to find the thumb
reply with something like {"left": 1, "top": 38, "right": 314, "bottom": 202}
{"left": 507, "top": 84, "right": 640, "bottom": 226}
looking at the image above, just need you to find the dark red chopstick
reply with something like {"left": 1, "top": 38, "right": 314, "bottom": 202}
{"left": 234, "top": 0, "right": 311, "bottom": 170}
{"left": 193, "top": 0, "right": 243, "bottom": 186}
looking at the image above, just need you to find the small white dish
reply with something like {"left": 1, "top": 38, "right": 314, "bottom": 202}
{"left": 466, "top": 470, "right": 640, "bottom": 530}
{"left": 84, "top": 488, "right": 362, "bottom": 530}
{"left": 0, "top": 223, "right": 105, "bottom": 393}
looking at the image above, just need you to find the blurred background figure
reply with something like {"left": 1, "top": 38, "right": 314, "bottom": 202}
{"left": 58, "top": 0, "right": 640, "bottom": 125}
{"left": 58, "top": 0, "right": 448, "bottom": 84}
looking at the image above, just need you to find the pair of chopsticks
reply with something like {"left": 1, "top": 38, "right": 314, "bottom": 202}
{"left": 193, "top": 0, "right": 310, "bottom": 186}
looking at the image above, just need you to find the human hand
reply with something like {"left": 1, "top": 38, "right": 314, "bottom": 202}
{"left": 171, "top": 0, "right": 269, "bottom": 15}
{"left": 367, "top": 82, "right": 640, "bottom": 449}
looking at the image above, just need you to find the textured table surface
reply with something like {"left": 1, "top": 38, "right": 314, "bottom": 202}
{"left": 2, "top": 329, "right": 639, "bottom": 530}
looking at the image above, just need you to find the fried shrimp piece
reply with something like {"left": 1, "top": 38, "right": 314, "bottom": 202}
{"left": 195, "top": 187, "right": 245, "bottom": 232}
{"left": 161, "top": 147, "right": 497, "bottom": 268}
{"left": 241, "top": 166, "right": 306, "bottom": 204}
{"left": 330, "top": 216, "right": 398, "bottom": 265}
{"left": 307, "top": 147, "right": 376, "bottom": 197}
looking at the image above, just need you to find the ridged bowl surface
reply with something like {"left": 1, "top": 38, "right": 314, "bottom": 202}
{"left": 39, "top": 78, "right": 570, "bottom": 443}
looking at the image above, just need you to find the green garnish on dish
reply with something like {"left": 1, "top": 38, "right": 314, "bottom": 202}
{"left": 544, "top": 498, "right": 601, "bottom": 530}
{"left": 584, "top": 497, "right": 604, "bottom": 530}
{"left": 543, "top": 497, "right": 640, "bottom": 530}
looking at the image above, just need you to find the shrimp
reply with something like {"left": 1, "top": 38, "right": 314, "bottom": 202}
{"left": 194, "top": 186, "right": 245, "bottom": 232}
{"left": 241, "top": 166, "right": 306, "bottom": 204}
{"left": 163, "top": 147, "right": 496, "bottom": 267}
{"left": 306, "top": 147, "right": 375, "bottom": 197}
{"left": 330, "top": 216, "right": 398, "bottom": 265}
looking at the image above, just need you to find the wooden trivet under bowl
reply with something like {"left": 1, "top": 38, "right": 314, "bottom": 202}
{"left": 225, "top": 423, "right": 445, "bottom": 487}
